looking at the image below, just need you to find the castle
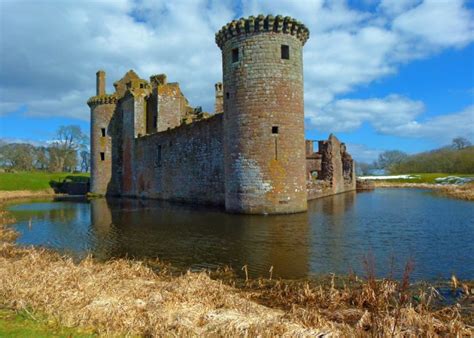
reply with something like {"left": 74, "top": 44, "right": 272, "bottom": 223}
{"left": 87, "top": 15, "right": 356, "bottom": 214}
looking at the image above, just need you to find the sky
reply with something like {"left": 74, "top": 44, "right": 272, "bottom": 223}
{"left": 0, "top": 0, "right": 473, "bottom": 163}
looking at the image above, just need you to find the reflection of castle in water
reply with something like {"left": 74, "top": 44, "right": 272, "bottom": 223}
{"left": 89, "top": 198, "right": 312, "bottom": 278}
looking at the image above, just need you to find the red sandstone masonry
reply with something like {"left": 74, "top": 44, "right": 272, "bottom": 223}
{"left": 87, "top": 15, "right": 356, "bottom": 214}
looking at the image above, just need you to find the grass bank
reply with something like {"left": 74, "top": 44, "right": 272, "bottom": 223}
{"left": 372, "top": 173, "right": 474, "bottom": 184}
{"left": 0, "top": 209, "right": 472, "bottom": 336}
{"left": 0, "top": 171, "right": 89, "bottom": 191}
{"left": 366, "top": 173, "right": 474, "bottom": 201}
{"left": 0, "top": 308, "right": 94, "bottom": 337}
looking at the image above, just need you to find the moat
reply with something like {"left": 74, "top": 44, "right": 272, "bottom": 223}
{"left": 6, "top": 189, "right": 474, "bottom": 281}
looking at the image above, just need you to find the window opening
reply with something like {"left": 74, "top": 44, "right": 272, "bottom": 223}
{"left": 232, "top": 48, "right": 239, "bottom": 63}
{"left": 100, "top": 152, "right": 105, "bottom": 161}
{"left": 281, "top": 45, "right": 289, "bottom": 59}
{"left": 101, "top": 128, "right": 106, "bottom": 137}
{"left": 272, "top": 126, "right": 279, "bottom": 134}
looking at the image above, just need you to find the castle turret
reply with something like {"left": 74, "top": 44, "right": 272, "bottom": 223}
{"left": 216, "top": 15, "right": 310, "bottom": 214}
{"left": 88, "top": 70, "right": 117, "bottom": 195}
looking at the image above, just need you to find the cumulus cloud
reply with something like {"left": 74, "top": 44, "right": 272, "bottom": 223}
{"left": 0, "top": 0, "right": 473, "bottom": 146}
{"left": 345, "top": 143, "right": 383, "bottom": 163}
{"left": 310, "top": 96, "right": 473, "bottom": 143}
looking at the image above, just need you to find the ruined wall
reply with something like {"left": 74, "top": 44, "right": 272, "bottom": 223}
{"left": 307, "top": 135, "right": 356, "bottom": 200}
{"left": 157, "top": 83, "right": 189, "bottom": 132}
{"left": 125, "top": 114, "right": 225, "bottom": 205}
{"left": 217, "top": 15, "right": 310, "bottom": 214}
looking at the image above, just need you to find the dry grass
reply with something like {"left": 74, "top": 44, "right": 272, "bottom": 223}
{"left": 1, "top": 209, "right": 473, "bottom": 336}
{"left": 374, "top": 181, "right": 474, "bottom": 201}
{"left": 437, "top": 182, "right": 474, "bottom": 201}
{"left": 0, "top": 189, "right": 56, "bottom": 202}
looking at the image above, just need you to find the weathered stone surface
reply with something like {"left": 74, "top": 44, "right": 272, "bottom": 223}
{"left": 306, "top": 135, "right": 356, "bottom": 200}
{"left": 220, "top": 21, "right": 308, "bottom": 214}
{"left": 87, "top": 14, "right": 357, "bottom": 214}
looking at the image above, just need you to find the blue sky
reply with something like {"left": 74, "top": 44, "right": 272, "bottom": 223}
{"left": 1, "top": 0, "right": 473, "bottom": 163}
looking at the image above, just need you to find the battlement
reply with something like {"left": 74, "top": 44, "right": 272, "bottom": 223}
{"left": 87, "top": 94, "right": 117, "bottom": 107}
{"left": 215, "top": 14, "right": 309, "bottom": 49}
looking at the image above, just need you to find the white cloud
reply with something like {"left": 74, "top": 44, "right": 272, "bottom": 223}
{"left": 383, "top": 105, "right": 474, "bottom": 141}
{"left": 379, "top": 0, "right": 421, "bottom": 16}
{"left": 346, "top": 143, "right": 383, "bottom": 163}
{"left": 308, "top": 94, "right": 425, "bottom": 132}
{"left": 393, "top": 0, "right": 474, "bottom": 48}
{"left": 310, "top": 96, "right": 474, "bottom": 144}
{"left": 0, "top": 0, "right": 473, "bottom": 146}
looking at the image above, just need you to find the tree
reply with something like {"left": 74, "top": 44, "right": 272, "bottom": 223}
{"left": 356, "top": 162, "right": 373, "bottom": 176}
{"left": 452, "top": 137, "right": 471, "bottom": 150}
{"left": 0, "top": 143, "right": 36, "bottom": 170}
{"left": 376, "top": 150, "right": 408, "bottom": 173}
{"left": 80, "top": 150, "right": 90, "bottom": 172}
{"left": 48, "top": 125, "right": 88, "bottom": 172}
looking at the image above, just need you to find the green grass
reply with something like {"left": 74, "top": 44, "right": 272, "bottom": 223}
{"left": 380, "top": 173, "right": 474, "bottom": 184}
{"left": 0, "top": 308, "right": 94, "bottom": 337}
{"left": 0, "top": 171, "right": 89, "bottom": 191}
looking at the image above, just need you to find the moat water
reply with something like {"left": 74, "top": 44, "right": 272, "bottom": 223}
{"left": 6, "top": 189, "right": 474, "bottom": 281}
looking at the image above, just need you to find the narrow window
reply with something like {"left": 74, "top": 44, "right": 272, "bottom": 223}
{"left": 156, "top": 145, "right": 162, "bottom": 166}
{"left": 101, "top": 128, "right": 106, "bottom": 137}
{"left": 140, "top": 83, "right": 144, "bottom": 88}
{"left": 100, "top": 152, "right": 105, "bottom": 161}
{"left": 281, "top": 45, "right": 289, "bottom": 60}
{"left": 274, "top": 139, "right": 278, "bottom": 160}
{"left": 226, "top": 92, "right": 230, "bottom": 99}
{"left": 272, "top": 126, "right": 279, "bottom": 134}
{"left": 232, "top": 48, "right": 239, "bottom": 63}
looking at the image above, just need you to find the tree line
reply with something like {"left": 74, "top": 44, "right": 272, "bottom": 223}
{"left": 0, "top": 125, "right": 90, "bottom": 173}
{"left": 357, "top": 137, "right": 474, "bottom": 175}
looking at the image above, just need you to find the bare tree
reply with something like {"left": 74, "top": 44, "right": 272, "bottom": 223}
{"left": 376, "top": 150, "right": 408, "bottom": 172}
{"left": 48, "top": 125, "right": 88, "bottom": 172}
{"left": 452, "top": 137, "right": 471, "bottom": 150}
{"left": 80, "top": 150, "right": 90, "bottom": 172}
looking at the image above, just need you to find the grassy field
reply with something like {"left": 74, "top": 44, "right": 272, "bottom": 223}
{"left": 376, "top": 173, "right": 474, "bottom": 183}
{"left": 0, "top": 309, "right": 94, "bottom": 338}
{"left": 0, "top": 171, "right": 89, "bottom": 191}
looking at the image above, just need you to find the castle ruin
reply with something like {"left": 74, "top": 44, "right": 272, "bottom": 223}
{"left": 88, "top": 15, "right": 356, "bottom": 214}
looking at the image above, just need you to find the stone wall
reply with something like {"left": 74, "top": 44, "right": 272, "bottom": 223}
{"left": 220, "top": 17, "right": 308, "bottom": 214}
{"left": 123, "top": 114, "right": 225, "bottom": 205}
{"left": 89, "top": 97, "right": 116, "bottom": 195}
{"left": 306, "top": 135, "right": 356, "bottom": 200}
{"left": 156, "top": 83, "right": 189, "bottom": 132}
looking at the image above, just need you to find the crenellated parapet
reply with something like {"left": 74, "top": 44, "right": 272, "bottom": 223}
{"left": 215, "top": 14, "right": 310, "bottom": 49}
{"left": 87, "top": 94, "right": 118, "bottom": 107}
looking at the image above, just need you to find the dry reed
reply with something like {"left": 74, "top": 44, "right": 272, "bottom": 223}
{"left": 374, "top": 181, "right": 474, "bottom": 201}
{"left": 0, "top": 208, "right": 472, "bottom": 336}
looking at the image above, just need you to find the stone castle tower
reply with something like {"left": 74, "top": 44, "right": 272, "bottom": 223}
{"left": 89, "top": 70, "right": 116, "bottom": 195}
{"left": 216, "top": 15, "right": 310, "bottom": 214}
{"left": 87, "top": 15, "right": 356, "bottom": 214}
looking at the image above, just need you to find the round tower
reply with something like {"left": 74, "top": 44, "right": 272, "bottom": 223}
{"left": 88, "top": 70, "right": 117, "bottom": 195}
{"left": 216, "top": 15, "right": 310, "bottom": 214}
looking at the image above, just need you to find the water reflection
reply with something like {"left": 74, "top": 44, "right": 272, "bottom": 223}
{"left": 8, "top": 189, "right": 474, "bottom": 280}
{"left": 89, "top": 198, "right": 311, "bottom": 278}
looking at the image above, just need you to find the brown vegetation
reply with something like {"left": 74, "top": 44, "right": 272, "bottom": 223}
{"left": 374, "top": 182, "right": 474, "bottom": 201}
{"left": 0, "top": 209, "right": 472, "bottom": 336}
{"left": 437, "top": 182, "right": 474, "bottom": 201}
{"left": 0, "top": 189, "right": 55, "bottom": 202}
